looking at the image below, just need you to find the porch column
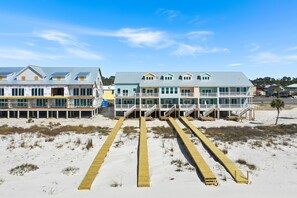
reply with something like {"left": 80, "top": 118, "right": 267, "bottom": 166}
{"left": 37, "top": 111, "right": 39, "bottom": 119}
{"left": 66, "top": 111, "right": 68, "bottom": 119}
{"left": 79, "top": 110, "right": 81, "bottom": 119}
{"left": 56, "top": 111, "right": 59, "bottom": 119}
{"left": 7, "top": 111, "right": 10, "bottom": 119}
{"left": 17, "top": 111, "right": 20, "bottom": 119}
{"left": 27, "top": 111, "right": 29, "bottom": 119}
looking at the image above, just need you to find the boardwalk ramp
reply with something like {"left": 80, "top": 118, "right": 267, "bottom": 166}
{"left": 168, "top": 118, "right": 218, "bottom": 185}
{"left": 78, "top": 117, "right": 125, "bottom": 190}
{"left": 137, "top": 117, "right": 150, "bottom": 187}
{"left": 180, "top": 116, "right": 249, "bottom": 184}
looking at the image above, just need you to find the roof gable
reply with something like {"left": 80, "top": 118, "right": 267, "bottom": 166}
{"left": 15, "top": 65, "right": 46, "bottom": 79}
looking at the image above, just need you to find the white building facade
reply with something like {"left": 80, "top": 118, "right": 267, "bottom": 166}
{"left": 0, "top": 66, "right": 103, "bottom": 119}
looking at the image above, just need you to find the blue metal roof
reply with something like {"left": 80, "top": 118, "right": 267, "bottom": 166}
{"left": 0, "top": 66, "right": 100, "bottom": 85}
{"left": 115, "top": 72, "right": 253, "bottom": 87}
{"left": 77, "top": 72, "right": 90, "bottom": 77}
{"left": 51, "top": 72, "right": 70, "bottom": 77}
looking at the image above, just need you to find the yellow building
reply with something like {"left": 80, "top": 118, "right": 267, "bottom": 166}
{"left": 103, "top": 85, "right": 115, "bottom": 103}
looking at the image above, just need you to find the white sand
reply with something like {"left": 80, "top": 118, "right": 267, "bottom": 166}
{"left": 0, "top": 108, "right": 296, "bottom": 198}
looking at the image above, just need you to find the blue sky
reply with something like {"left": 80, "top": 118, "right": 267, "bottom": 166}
{"left": 0, "top": 0, "right": 297, "bottom": 79}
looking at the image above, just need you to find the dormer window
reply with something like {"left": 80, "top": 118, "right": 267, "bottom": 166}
{"left": 144, "top": 73, "right": 156, "bottom": 81}
{"left": 183, "top": 76, "right": 192, "bottom": 80}
{"left": 146, "top": 76, "right": 154, "bottom": 80}
{"left": 51, "top": 72, "right": 70, "bottom": 81}
{"left": 199, "top": 72, "right": 211, "bottom": 81}
{"left": 164, "top": 76, "right": 173, "bottom": 80}
{"left": 197, "top": 75, "right": 201, "bottom": 80}
{"left": 77, "top": 72, "right": 90, "bottom": 81}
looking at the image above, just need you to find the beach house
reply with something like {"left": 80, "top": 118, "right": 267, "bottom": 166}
{"left": 114, "top": 72, "right": 255, "bottom": 119}
{"left": 0, "top": 65, "right": 103, "bottom": 119}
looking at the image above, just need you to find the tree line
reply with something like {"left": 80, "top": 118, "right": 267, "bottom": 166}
{"left": 251, "top": 76, "right": 297, "bottom": 89}
{"left": 102, "top": 76, "right": 115, "bottom": 85}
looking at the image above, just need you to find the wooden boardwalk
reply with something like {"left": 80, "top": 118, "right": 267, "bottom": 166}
{"left": 180, "top": 116, "right": 249, "bottom": 184}
{"left": 168, "top": 118, "right": 218, "bottom": 185}
{"left": 78, "top": 117, "right": 125, "bottom": 190}
{"left": 137, "top": 117, "right": 150, "bottom": 187}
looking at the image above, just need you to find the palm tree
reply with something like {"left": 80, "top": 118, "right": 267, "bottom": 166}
{"left": 270, "top": 98, "right": 285, "bottom": 125}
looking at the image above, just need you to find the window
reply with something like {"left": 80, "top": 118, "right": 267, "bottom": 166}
{"left": 197, "top": 75, "right": 201, "bottom": 80}
{"left": 166, "top": 88, "right": 169, "bottom": 94}
{"left": 21, "top": 76, "right": 26, "bottom": 81}
{"left": 133, "top": 88, "right": 136, "bottom": 92}
{"left": 0, "top": 77, "right": 3, "bottom": 81}
{"left": 170, "top": 88, "right": 173, "bottom": 94}
{"left": 12, "top": 88, "right": 24, "bottom": 96}
{"left": 73, "top": 88, "right": 79, "bottom": 96}
{"left": 81, "top": 88, "right": 86, "bottom": 96}
{"left": 0, "top": 88, "right": 4, "bottom": 96}
{"left": 17, "top": 99, "right": 27, "bottom": 107}
{"left": 183, "top": 76, "right": 191, "bottom": 80}
{"left": 236, "top": 88, "right": 240, "bottom": 92}
{"left": 146, "top": 76, "right": 154, "bottom": 80}
{"left": 175, "top": 88, "right": 178, "bottom": 94}
{"left": 117, "top": 88, "right": 121, "bottom": 94}
{"left": 86, "top": 88, "right": 93, "bottom": 96}
{"left": 112, "top": 90, "right": 114, "bottom": 94}
{"left": 164, "top": 76, "right": 173, "bottom": 80}
{"left": 79, "top": 76, "right": 85, "bottom": 81}
{"left": 123, "top": 90, "right": 128, "bottom": 96}
{"left": 219, "top": 87, "right": 229, "bottom": 92}
{"left": 55, "top": 99, "right": 66, "bottom": 107}
{"left": 0, "top": 99, "right": 7, "bottom": 107}
{"left": 36, "top": 99, "right": 47, "bottom": 107}
{"left": 57, "top": 76, "right": 61, "bottom": 81}
{"left": 31, "top": 88, "right": 44, "bottom": 96}
{"left": 142, "top": 88, "right": 145, "bottom": 93}
{"left": 154, "top": 88, "right": 158, "bottom": 93}
{"left": 161, "top": 88, "right": 165, "bottom": 94}
{"left": 202, "top": 76, "right": 210, "bottom": 80}
{"left": 34, "top": 76, "right": 39, "bottom": 81}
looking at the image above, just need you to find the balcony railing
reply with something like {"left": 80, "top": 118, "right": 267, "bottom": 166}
{"left": 140, "top": 93, "right": 159, "bottom": 97}
{"left": 179, "top": 104, "right": 196, "bottom": 109}
{"left": 180, "top": 93, "right": 194, "bottom": 97}
{"left": 219, "top": 92, "right": 250, "bottom": 96}
{"left": 115, "top": 104, "right": 140, "bottom": 109}
{"left": 199, "top": 93, "right": 218, "bottom": 97}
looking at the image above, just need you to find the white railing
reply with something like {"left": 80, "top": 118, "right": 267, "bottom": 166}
{"left": 184, "top": 104, "right": 196, "bottom": 117}
{"left": 199, "top": 93, "right": 218, "bottom": 97}
{"left": 203, "top": 105, "right": 216, "bottom": 116}
{"left": 141, "top": 104, "right": 157, "bottom": 109}
{"left": 141, "top": 93, "right": 159, "bottom": 97}
{"left": 180, "top": 93, "right": 194, "bottom": 97}
{"left": 180, "top": 104, "right": 195, "bottom": 109}
{"left": 234, "top": 104, "right": 251, "bottom": 116}
{"left": 124, "top": 105, "right": 136, "bottom": 118}
{"left": 159, "top": 104, "right": 176, "bottom": 109}
{"left": 145, "top": 104, "right": 157, "bottom": 117}
{"left": 164, "top": 104, "right": 176, "bottom": 117}
{"left": 115, "top": 93, "right": 140, "bottom": 98}
{"left": 115, "top": 104, "right": 139, "bottom": 109}
{"left": 219, "top": 92, "right": 250, "bottom": 96}
{"left": 219, "top": 104, "right": 245, "bottom": 109}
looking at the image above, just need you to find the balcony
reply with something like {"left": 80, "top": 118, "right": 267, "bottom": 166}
{"left": 199, "top": 92, "right": 218, "bottom": 97}
{"left": 140, "top": 93, "right": 159, "bottom": 97}
{"left": 219, "top": 92, "right": 250, "bottom": 97}
{"left": 115, "top": 104, "right": 140, "bottom": 109}
{"left": 115, "top": 93, "right": 159, "bottom": 98}
{"left": 180, "top": 92, "right": 194, "bottom": 97}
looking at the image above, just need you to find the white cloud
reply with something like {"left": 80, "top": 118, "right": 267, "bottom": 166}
{"left": 36, "top": 30, "right": 102, "bottom": 60}
{"left": 248, "top": 52, "right": 297, "bottom": 64}
{"left": 228, "top": 63, "right": 242, "bottom": 67}
{"left": 0, "top": 48, "right": 61, "bottom": 60}
{"left": 189, "top": 16, "right": 208, "bottom": 25}
{"left": 250, "top": 43, "right": 260, "bottom": 52}
{"left": 187, "top": 31, "right": 214, "bottom": 40}
{"left": 65, "top": 48, "right": 102, "bottom": 60}
{"left": 172, "top": 43, "right": 229, "bottom": 56}
{"left": 155, "top": 9, "right": 179, "bottom": 19}
{"left": 36, "top": 30, "right": 86, "bottom": 47}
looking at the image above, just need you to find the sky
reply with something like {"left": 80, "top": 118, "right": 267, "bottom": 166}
{"left": 0, "top": 0, "right": 297, "bottom": 79}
